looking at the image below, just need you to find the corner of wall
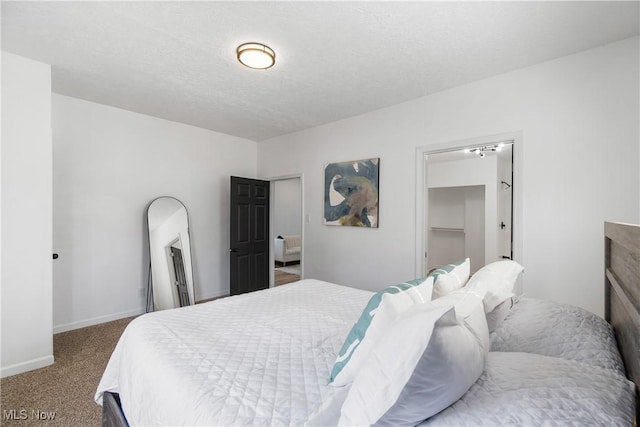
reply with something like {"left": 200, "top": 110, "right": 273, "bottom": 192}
{"left": 1, "top": 51, "right": 54, "bottom": 377}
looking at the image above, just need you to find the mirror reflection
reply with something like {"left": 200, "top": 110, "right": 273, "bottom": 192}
{"left": 147, "top": 197, "right": 195, "bottom": 311}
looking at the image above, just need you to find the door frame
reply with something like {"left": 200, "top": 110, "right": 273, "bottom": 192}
{"left": 414, "top": 131, "right": 524, "bottom": 292}
{"left": 267, "top": 173, "right": 305, "bottom": 287}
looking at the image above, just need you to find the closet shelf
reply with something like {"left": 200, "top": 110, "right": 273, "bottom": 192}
{"left": 430, "top": 227, "right": 465, "bottom": 233}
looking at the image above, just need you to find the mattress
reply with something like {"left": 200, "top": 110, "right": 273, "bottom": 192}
{"left": 95, "top": 279, "right": 372, "bottom": 426}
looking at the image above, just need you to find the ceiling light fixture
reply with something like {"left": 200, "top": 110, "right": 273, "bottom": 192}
{"left": 464, "top": 144, "right": 504, "bottom": 157}
{"left": 236, "top": 42, "right": 275, "bottom": 70}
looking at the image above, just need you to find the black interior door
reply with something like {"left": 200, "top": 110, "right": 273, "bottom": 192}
{"left": 230, "top": 176, "right": 270, "bottom": 296}
{"left": 170, "top": 246, "right": 190, "bottom": 307}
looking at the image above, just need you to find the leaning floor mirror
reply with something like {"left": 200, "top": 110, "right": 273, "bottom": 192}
{"left": 146, "top": 197, "right": 195, "bottom": 311}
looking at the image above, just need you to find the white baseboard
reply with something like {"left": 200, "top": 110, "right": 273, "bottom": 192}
{"left": 53, "top": 308, "right": 145, "bottom": 334}
{"left": 1, "top": 355, "right": 54, "bottom": 378}
{"left": 52, "top": 295, "right": 226, "bottom": 334}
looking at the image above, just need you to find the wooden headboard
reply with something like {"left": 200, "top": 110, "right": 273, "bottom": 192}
{"left": 604, "top": 221, "right": 640, "bottom": 422}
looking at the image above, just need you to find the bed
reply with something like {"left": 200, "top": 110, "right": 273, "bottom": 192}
{"left": 96, "top": 221, "right": 639, "bottom": 426}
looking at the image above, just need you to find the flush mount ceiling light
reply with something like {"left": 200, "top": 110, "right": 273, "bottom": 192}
{"left": 236, "top": 42, "right": 275, "bottom": 69}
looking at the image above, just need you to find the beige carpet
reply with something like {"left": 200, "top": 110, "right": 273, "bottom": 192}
{"left": 1, "top": 316, "right": 134, "bottom": 427}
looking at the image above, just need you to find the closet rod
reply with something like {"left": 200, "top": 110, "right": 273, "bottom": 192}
{"left": 430, "top": 227, "right": 465, "bottom": 233}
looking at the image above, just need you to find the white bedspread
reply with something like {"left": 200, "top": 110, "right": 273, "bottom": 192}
{"left": 421, "top": 352, "right": 635, "bottom": 426}
{"left": 95, "top": 280, "right": 372, "bottom": 426}
{"left": 490, "top": 298, "right": 625, "bottom": 373}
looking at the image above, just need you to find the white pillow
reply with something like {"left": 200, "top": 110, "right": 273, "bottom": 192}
{"left": 329, "top": 276, "right": 434, "bottom": 386}
{"left": 465, "top": 260, "right": 524, "bottom": 313}
{"left": 338, "top": 301, "right": 486, "bottom": 426}
{"left": 485, "top": 294, "right": 515, "bottom": 333}
{"left": 431, "top": 258, "right": 471, "bottom": 299}
{"left": 429, "top": 289, "right": 490, "bottom": 355}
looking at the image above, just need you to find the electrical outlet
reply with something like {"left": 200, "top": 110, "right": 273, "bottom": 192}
{"left": 139, "top": 288, "right": 146, "bottom": 298}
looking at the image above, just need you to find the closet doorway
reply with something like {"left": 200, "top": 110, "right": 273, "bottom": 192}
{"left": 269, "top": 175, "right": 304, "bottom": 287}
{"left": 415, "top": 133, "right": 522, "bottom": 289}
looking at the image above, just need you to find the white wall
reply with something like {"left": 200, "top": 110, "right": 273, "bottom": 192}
{"left": 257, "top": 37, "right": 640, "bottom": 317}
{"left": 427, "top": 184, "right": 487, "bottom": 273}
{"left": 427, "top": 156, "right": 498, "bottom": 271}
{"left": 464, "top": 186, "right": 486, "bottom": 273}
{"left": 427, "top": 187, "right": 467, "bottom": 269}
{"left": 1, "top": 52, "right": 54, "bottom": 377}
{"left": 273, "top": 178, "right": 302, "bottom": 237}
{"left": 52, "top": 94, "right": 257, "bottom": 332}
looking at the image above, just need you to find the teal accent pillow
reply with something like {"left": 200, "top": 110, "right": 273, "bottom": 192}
{"left": 329, "top": 276, "right": 433, "bottom": 386}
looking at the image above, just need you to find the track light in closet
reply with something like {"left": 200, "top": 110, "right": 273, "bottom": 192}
{"left": 464, "top": 144, "right": 503, "bottom": 157}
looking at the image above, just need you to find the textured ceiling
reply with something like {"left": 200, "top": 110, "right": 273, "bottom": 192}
{"left": 2, "top": 1, "right": 638, "bottom": 141}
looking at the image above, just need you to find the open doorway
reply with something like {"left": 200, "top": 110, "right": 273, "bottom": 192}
{"left": 166, "top": 238, "right": 190, "bottom": 307}
{"left": 415, "top": 133, "right": 521, "bottom": 291}
{"left": 425, "top": 144, "right": 512, "bottom": 274}
{"left": 269, "top": 175, "right": 304, "bottom": 286}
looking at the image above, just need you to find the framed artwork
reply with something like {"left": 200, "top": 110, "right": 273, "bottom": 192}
{"left": 324, "top": 157, "right": 379, "bottom": 227}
